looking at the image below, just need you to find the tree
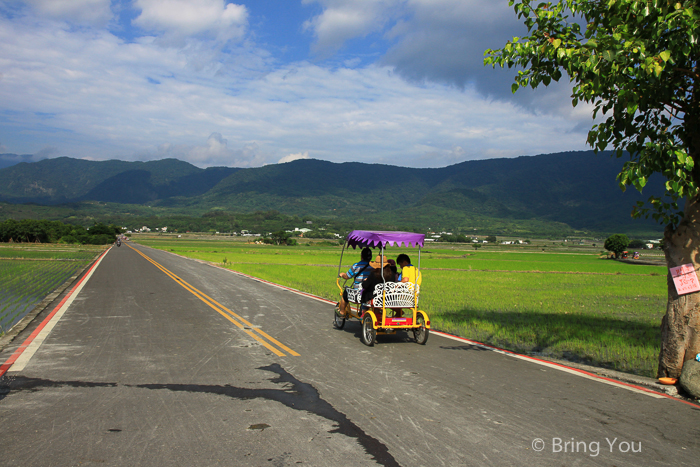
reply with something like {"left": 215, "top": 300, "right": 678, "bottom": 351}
{"left": 485, "top": 1, "right": 700, "bottom": 377}
{"left": 604, "top": 233, "right": 630, "bottom": 258}
{"left": 268, "top": 230, "right": 293, "bottom": 245}
{"left": 485, "top": 235, "right": 497, "bottom": 243}
{"left": 628, "top": 239, "right": 648, "bottom": 249}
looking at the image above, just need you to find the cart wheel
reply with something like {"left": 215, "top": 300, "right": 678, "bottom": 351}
{"left": 333, "top": 303, "right": 346, "bottom": 329}
{"left": 413, "top": 314, "right": 429, "bottom": 345}
{"left": 361, "top": 315, "right": 376, "bottom": 346}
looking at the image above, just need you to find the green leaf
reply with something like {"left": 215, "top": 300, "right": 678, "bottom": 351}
{"left": 676, "top": 150, "right": 686, "bottom": 165}
{"left": 654, "top": 63, "right": 663, "bottom": 76}
{"left": 511, "top": 83, "right": 519, "bottom": 93}
{"left": 483, "top": 0, "right": 698, "bottom": 227}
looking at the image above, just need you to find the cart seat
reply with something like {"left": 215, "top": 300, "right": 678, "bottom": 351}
{"left": 344, "top": 287, "right": 363, "bottom": 304}
{"left": 369, "top": 282, "right": 419, "bottom": 308}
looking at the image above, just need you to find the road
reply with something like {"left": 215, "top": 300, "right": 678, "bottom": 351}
{"left": 0, "top": 242, "right": 698, "bottom": 466}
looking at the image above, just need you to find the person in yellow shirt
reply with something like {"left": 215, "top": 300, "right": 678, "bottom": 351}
{"left": 396, "top": 254, "right": 421, "bottom": 285}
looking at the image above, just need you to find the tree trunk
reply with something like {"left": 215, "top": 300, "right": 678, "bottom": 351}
{"left": 658, "top": 195, "right": 700, "bottom": 378}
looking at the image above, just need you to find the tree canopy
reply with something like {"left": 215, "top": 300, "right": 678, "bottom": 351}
{"left": 0, "top": 219, "right": 120, "bottom": 245}
{"left": 485, "top": 0, "right": 700, "bottom": 225}
{"left": 485, "top": 1, "right": 700, "bottom": 378}
{"left": 604, "top": 233, "right": 630, "bottom": 257}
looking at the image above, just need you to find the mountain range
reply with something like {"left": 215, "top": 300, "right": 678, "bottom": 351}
{"left": 0, "top": 151, "right": 668, "bottom": 236}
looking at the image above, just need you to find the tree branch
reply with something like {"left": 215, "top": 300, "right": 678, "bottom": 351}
{"left": 672, "top": 67, "right": 700, "bottom": 80}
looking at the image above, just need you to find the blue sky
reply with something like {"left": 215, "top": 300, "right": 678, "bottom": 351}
{"left": 0, "top": 0, "right": 594, "bottom": 168}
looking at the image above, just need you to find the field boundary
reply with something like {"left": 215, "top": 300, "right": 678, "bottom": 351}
{"left": 0, "top": 257, "right": 84, "bottom": 262}
{"left": 218, "top": 261, "right": 663, "bottom": 277}
{"left": 0, "top": 247, "right": 108, "bottom": 352}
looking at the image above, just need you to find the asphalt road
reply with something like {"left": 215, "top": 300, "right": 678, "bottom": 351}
{"left": 0, "top": 242, "right": 698, "bottom": 467}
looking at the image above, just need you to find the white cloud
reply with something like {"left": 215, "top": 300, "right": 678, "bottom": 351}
{"left": 154, "top": 134, "right": 270, "bottom": 167}
{"left": 133, "top": 0, "right": 248, "bottom": 42}
{"left": 303, "top": 0, "right": 400, "bottom": 55}
{"left": 278, "top": 151, "right": 310, "bottom": 164}
{"left": 23, "top": 0, "right": 113, "bottom": 25}
{"left": 302, "top": 0, "right": 575, "bottom": 115}
{"left": 0, "top": 3, "right": 595, "bottom": 169}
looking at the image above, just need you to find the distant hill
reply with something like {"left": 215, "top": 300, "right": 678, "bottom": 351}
{"left": 0, "top": 157, "right": 238, "bottom": 204}
{"left": 0, "top": 151, "right": 668, "bottom": 235}
{"left": 194, "top": 151, "right": 667, "bottom": 234}
{"left": 0, "top": 153, "right": 38, "bottom": 170}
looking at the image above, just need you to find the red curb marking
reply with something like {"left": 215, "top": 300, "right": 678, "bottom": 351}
{"left": 0, "top": 249, "right": 108, "bottom": 378}
{"left": 225, "top": 267, "right": 700, "bottom": 409}
{"left": 431, "top": 330, "right": 700, "bottom": 409}
{"left": 154, "top": 247, "right": 700, "bottom": 409}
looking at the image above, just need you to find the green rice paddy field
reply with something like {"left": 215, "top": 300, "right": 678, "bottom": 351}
{"left": 0, "top": 244, "right": 103, "bottom": 335}
{"left": 136, "top": 237, "right": 668, "bottom": 378}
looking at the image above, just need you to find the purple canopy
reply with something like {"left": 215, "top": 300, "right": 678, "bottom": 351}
{"left": 346, "top": 230, "right": 425, "bottom": 249}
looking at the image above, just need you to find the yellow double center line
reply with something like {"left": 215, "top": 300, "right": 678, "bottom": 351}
{"left": 127, "top": 244, "right": 299, "bottom": 357}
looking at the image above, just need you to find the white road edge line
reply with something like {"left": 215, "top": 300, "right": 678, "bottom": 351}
{"left": 152, "top": 245, "right": 668, "bottom": 400}
{"left": 8, "top": 248, "right": 110, "bottom": 372}
{"left": 433, "top": 331, "right": 665, "bottom": 399}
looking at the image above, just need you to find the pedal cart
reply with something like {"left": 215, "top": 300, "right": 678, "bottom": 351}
{"left": 334, "top": 230, "right": 430, "bottom": 346}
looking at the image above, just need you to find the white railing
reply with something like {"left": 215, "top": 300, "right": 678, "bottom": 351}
{"left": 345, "top": 282, "right": 419, "bottom": 308}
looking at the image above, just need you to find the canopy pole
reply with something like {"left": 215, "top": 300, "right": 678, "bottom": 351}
{"left": 381, "top": 246, "right": 385, "bottom": 283}
{"left": 381, "top": 244, "right": 386, "bottom": 323}
{"left": 337, "top": 236, "right": 348, "bottom": 278}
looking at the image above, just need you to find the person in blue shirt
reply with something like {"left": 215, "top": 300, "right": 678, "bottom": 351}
{"left": 338, "top": 247, "right": 373, "bottom": 316}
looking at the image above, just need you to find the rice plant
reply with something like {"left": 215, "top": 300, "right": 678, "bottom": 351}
{"left": 0, "top": 244, "right": 99, "bottom": 333}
